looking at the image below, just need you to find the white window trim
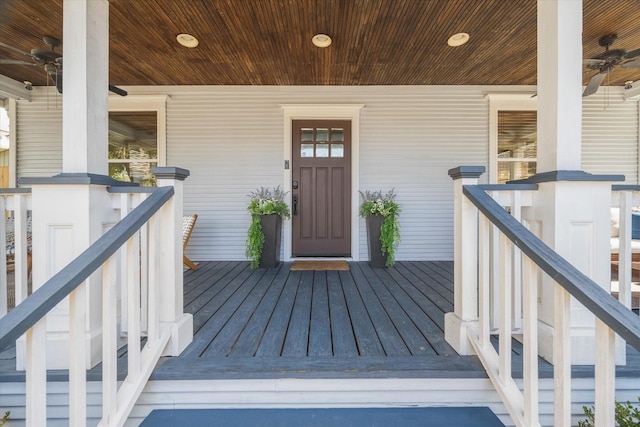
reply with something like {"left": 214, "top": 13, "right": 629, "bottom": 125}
{"left": 487, "top": 94, "right": 537, "bottom": 183}
{"left": 281, "top": 104, "right": 364, "bottom": 261}
{"left": 108, "top": 95, "right": 168, "bottom": 167}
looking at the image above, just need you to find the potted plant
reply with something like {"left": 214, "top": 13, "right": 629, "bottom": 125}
{"left": 359, "top": 189, "right": 401, "bottom": 268}
{"left": 246, "top": 186, "right": 291, "bottom": 269}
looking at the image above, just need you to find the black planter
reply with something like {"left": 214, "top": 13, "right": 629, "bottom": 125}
{"left": 259, "top": 214, "right": 282, "bottom": 268}
{"left": 366, "top": 214, "right": 386, "bottom": 268}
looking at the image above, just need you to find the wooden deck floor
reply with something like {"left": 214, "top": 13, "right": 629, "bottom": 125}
{"left": 152, "top": 261, "right": 487, "bottom": 379}
{"left": 1, "top": 261, "right": 639, "bottom": 382}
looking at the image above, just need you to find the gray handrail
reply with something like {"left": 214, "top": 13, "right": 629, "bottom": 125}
{"left": 464, "top": 184, "right": 640, "bottom": 351}
{"left": 0, "top": 186, "right": 174, "bottom": 350}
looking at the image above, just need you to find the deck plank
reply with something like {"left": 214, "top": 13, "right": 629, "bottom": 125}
{"left": 186, "top": 262, "right": 251, "bottom": 333}
{"left": 375, "top": 267, "right": 455, "bottom": 355}
{"left": 204, "top": 264, "right": 286, "bottom": 357}
{"left": 359, "top": 263, "right": 436, "bottom": 356}
{"left": 183, "top": 261, "right": 235, "bottom": 306}
{"left": 281, "top": 271, "right": 314, "bottom": 356}
{"left": 308, "top": 271, "right": 333, "bottom": 357}
{"left": 338, "top": 269, "right": 386, "bottom": 356}
{"left": 228, "top": 264, "right": 292, "bottom": 357}
{"left": 396, "top": 262, "right": 454, "bottom": 315}
{"left": 255, "top": 270, "right": 302, "bottom": 356}
{"left": 327, "top": 270, "right": 359, "bottom": 356}
{"left": 349, "top": 263, "right": 410, "bottom": 356}
{"left": 182, "top": 265, "right": 265, "bottom": 357}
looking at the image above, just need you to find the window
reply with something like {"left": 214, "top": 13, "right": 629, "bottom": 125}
{"left": 497, "top": 111, "right": 537, "bottom": 184}
{"left": 108, "top": 96, "right": 167, "bottom": 186}
{"left": 488, "top": 94, "right": 537, "bottom": 184}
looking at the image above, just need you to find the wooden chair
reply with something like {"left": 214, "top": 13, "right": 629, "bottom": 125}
{"left": 182, "top": 214, "right": 198, "bottom": 271}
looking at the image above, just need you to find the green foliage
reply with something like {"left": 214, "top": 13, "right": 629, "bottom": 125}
{"left": 359, "top": 189, "right": 401, "bottom": 267}
{"left": 578, "top": 397, "right": 640, "bottom": 427}
{"left": 245, "top": 187, "right": 291, "bottom": 269}
{"left": 0, "top": 410, "right": 9, "bottom": 426}
{"left": 245, "top": 216, "right": 265, "bottom": 269}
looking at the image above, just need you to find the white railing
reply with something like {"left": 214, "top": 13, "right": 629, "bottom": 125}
{"left": 448, "top": 168, "right": 640, "bottom": 427}
{"left": 0, "top": 184, "right": 186, "bottom": 427}
{"left": 0, "top": 190, "right": 32, "bottom": 317}
{"left": 610, "top": 186, "right": 640, "bottom": 313}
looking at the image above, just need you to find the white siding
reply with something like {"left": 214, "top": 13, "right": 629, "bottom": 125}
{"left": 582, "top": 94, "right": 639, "bottom": 183}
{"left": 14, "top": 86, "right": 640, "bottom": 261}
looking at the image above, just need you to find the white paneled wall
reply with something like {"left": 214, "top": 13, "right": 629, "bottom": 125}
{"left": 14, "top": 86, "right": 640, "bottom": 261}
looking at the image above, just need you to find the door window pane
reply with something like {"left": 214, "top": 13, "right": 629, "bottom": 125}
{"left": 301, "top": 144, "right": 314, "bottom": 157}
{"left": 330, "top": 128, "right": 344, "bottom": 142}
{"left": 330, "top": 144, "right": 344, "bottom": 158}
{"left": 316, "top": 144, "right": 329, "bottom": 158}
{"left": 316, "top": 128, "right": 329, "bottom": 141}
{"left": 301, "top": 128, "right": 314, "bottom": 142}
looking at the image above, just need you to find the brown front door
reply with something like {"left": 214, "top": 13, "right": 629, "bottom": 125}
{"left": 292, "top": 120, "right": 351, "bottom": 256}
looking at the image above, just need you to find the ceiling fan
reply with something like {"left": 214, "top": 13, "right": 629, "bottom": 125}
{"left": 582, "top": 34, "right": 640, "bottom": 97}
{"left": 0, "top": 36, "right": 127, "bottom": 96}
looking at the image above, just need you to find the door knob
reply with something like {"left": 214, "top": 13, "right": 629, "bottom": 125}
{"left": 293, "top": 194, "right": 298, "bottom": 215}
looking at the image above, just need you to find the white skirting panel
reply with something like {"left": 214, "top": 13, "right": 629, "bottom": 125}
{"left": 1, "top": 377, "right": 639, "bottom": 426}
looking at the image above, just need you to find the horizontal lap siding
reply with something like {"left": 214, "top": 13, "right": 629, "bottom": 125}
{"left": 16, "top": 94, "right": 63, "bottom": 179}
{"left": 582, "top": 94, "right": 639, "bottom": 184}
{"left": 165, "top": 86, "right": 490, "bottom": 262}
{"left": 14, "top": 87, "right": 639, "bottom": 262}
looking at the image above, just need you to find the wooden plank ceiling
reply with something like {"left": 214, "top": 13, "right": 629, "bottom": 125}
{"left": 0, "top": 0, "right": 639, "bottom": 88}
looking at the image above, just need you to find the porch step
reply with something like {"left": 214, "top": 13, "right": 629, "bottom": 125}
{"left": 140, "top": 407, "right": 505, "bottom": 426}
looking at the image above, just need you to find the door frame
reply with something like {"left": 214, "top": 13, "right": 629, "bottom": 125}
{"left": 281, "top": 104, "right": 364, "bottom": 261}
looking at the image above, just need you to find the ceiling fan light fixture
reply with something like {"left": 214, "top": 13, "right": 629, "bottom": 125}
{"left": 176, "top": 33, "right": 199, "bottom": 48}
{"left": 447, "top": 32, "right": 469, "bottom": 47}
{"left": 312, "top": 33, "right": 332, "bottom": 48}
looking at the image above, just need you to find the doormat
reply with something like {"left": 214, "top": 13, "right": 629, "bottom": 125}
{"left": 290, "top": 260, "right": 350, "bottom": 271}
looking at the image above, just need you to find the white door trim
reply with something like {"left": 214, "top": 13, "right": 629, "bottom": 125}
{"left": 281, "top": 104, "right": 364, "bottom": 261}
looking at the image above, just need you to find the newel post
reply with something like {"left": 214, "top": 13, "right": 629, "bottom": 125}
{"left": 152, "top": 167, "right": 193, "bottom": 356}
{"left": 445, "top": 166, "right": 485, "bottom": 355}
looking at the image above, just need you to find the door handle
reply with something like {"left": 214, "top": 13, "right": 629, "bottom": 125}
{"left": 293, "top": 194, "right": 298, "bottom": 215}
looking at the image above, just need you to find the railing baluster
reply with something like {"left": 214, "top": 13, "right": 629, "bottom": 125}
{"left": 490, "top": 193, "right": 500, "bottom": 331}
{"left": 498, "top": 233, "right": 512, "bottom": 384}
{"left": 511, "top": 191, "right": 523, "bottom": 331}
{"left": 0, "top": 196, "right": 7, "bottom": 316}
{"left": 147, "top": 214, "right": 160, "bottom": 344}
{"left": 522, "top": 256, "right": 539, "bottom": 426}
{"left": 618, "top": 191, "right": 632, "bottom": 309}
{"left": 101, "top": 256, "right": 118, "bottom": 425}
{"left": 594, "top": 320, "right": 616, "bottom": 427}
{"left": 68, "top": 284, "right": 87, "bottom": 427}
{"left": 553, "top": 284, "right": 571, "bottom": 427}
{"left": 478, "top": 215, "right": 491, "bottom": 349}
{"left": 119, "top": 193, "right": 131, "bottom": 335}
{"left": 139, "top": 193, "right": 149, "bottom": 335}
{"left": 14, "top": 194, "right": 28, "bottom": 304}
{"left": 25, "top": 319, "right": 46, "bottom": 427}
{"left": 127, "top": 232, "right": 142, "bottom": 382}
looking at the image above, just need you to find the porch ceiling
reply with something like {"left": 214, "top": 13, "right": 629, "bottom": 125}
{"left": 0, "top": 0, "right": 639, "bottom": 88}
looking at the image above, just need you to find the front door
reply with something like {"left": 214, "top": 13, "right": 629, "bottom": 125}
{"left": 292, "top": 120, "right": 351, "bottom": 256}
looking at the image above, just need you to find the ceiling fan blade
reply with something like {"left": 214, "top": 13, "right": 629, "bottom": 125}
{"left": 583, "top": 58, "right": 604, "bottom": 66}
{"left": 52, "top": 73, "right": 127, "bottom": 97}
{"left": 583, "top": 72, "right": 607, "bottom": 97}
{"left": 0, "top": 59, "right": 38, "bottom": 65}
{"left": 623, "top": 47, "right": 640, "bottom": 60}
{"left": 0, "top": 41, "right": 37, "bottom": 59}
{"left": 622, "top": 59, "right": 640, "bottom": 68}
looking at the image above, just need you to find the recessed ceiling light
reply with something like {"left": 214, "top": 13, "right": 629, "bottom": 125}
{"left": 312, "top": 33, "right": 332, "bottom": 48}
{"left": 447, "top": 32, "right": 470, "bottom": 47}
{"left": 176, "top": 33, "right": 199, "bottom": 48}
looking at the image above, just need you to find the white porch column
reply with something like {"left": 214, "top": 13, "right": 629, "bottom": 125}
{"left": 531, "top": 0, "right": 625, "bottom": 365}
{"left": 16, "top": 0, "right": 116, "bottom": 370}
{"left": 62, "top": 0, "right": 109, "bottom": 175}
{"left": 445, "top": 166, "right": 485, "bottom": 355}
{"left": 152, "top": 167, "right": 193, "bottom": 356}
